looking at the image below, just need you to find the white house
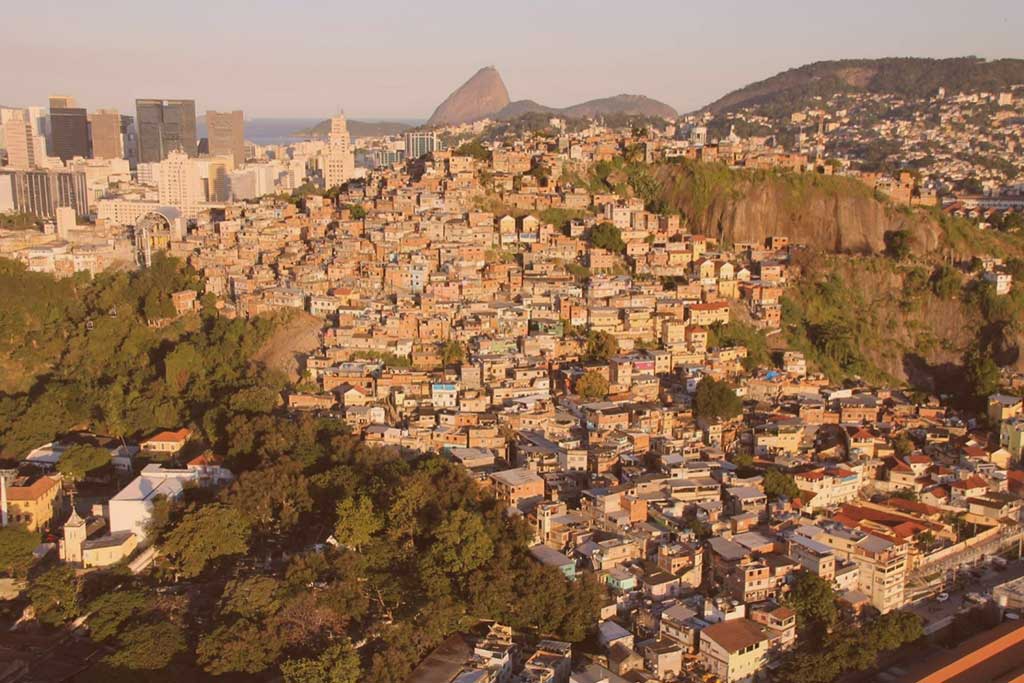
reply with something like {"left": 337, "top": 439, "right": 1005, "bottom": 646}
{"left": 108, "top": 464, "right": 199, "bottom": 539}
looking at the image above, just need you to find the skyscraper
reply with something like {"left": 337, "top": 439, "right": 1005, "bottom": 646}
{"left": 3, "top": 111, "right": 36, "bottom": 170}
{"left": 49, "top": 95, "right": 90, "bottom": 161}
{"left": 136, "top": 99, "right": 197, "bottom": 163}
{"left": 89, "top": 109, "right": 123, "bottom": 160}
{"left": 206, "top": 110, "right": 245, "bottom": 166}
{"left": 323, "top": 113, "right": 354, "bottom": 189}
{"left": 48, "top": 95, "right": 75, "bottom": 110}
{"left": 120, "top": 115, "right": 137, "bottom": 165}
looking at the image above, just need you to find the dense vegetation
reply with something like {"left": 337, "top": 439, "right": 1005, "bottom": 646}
{"left": 692, "top": 376, "right": 742, "bottom": 420}
{"left": 705, "top": 57, "right": 1024, "bottom": 115}
{"left": 22, "top": 447, "right": 602, "bottom": 682}
{"left": 0, "top": 255, "right": 281, "bottom": 457}
{"left": 1, "top": 258, "right": 602, "bottom": 680}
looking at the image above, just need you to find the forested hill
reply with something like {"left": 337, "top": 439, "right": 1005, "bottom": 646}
{"left": 704, "top": 57, "right": 1024, "bottom": 114}
{"left": 0, "top": 256, "right": 602, "bottom": 682}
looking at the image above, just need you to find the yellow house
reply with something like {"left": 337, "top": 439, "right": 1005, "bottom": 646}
{"left": 5, "top": 474, "right": 64, "bottom": 532}
{"left": 699, "top": 618, "right": 770, "bottom": 682}
{"left": 82, "top": 532, "right": 139, "bottom": 568}
{"left": 988, "top": 394, "right": 1022, "bottom": 424}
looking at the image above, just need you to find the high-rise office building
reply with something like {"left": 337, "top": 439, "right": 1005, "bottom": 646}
{"left": 136, "top": 99, "right": 197, "bottom": 163}
{"left": 49, "top": 95, "right": 90, "bottom": 161}
{"left": 0, "top": 168, "right": 88, "bottom": 219}
{"left": 48, "top": 96, "right": 76, "bottom": 110}
{"left": 206, "top": 110, "right": 245, "bottom": 166}
{"left": 3, "top": 111, "right": 36, "bottom": 170}
{"left": 120, "top": 115, "right": 137, "bottom": 165}
{"left": 323, "top": 113, "right": 354, "bottom": 189}
{"left": 89, "top": 109, "right": 123, "bottom": 160}
{"left": 405, "top": 131, "right": 439, "bottom": 160}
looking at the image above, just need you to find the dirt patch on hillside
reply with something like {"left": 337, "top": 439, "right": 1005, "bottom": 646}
{"left": 251, "top": 312, "right": 323, "bottom": 382}
{"left": 837, "top": 67, "right": 876, "bottom": 89}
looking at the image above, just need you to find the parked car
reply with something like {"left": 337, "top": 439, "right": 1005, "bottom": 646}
{"left": 936, "top": 592, "right": 950, "bottom": 602}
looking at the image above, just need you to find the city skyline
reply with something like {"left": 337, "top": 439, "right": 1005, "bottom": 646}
{"left": 2, "top": 0, "right": 1022, "bottom": 119}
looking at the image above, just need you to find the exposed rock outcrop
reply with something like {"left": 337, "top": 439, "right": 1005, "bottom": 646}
{"left": 427, "top": 67, "right": 511, "bottom": 127}
{"left": 653, "top": 164, "right": 944, "bottom": 254}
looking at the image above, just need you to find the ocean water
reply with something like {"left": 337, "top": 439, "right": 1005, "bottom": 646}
{"left": 196, "top": 118, "right": 322, "bottom": 146}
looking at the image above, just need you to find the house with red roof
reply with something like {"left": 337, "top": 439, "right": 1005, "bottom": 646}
{"left": 140, "top": 428, "right": 192, "bottom": 455}
{"left": 950, "top": 475, "right": 989, "bottom": 506}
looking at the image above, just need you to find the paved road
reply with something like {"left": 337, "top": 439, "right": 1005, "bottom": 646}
{"left": 907, "top": 558, "right": 1024, "bottom": 631}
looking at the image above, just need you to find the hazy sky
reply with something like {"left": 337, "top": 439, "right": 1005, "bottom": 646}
{"left": 3, "top": 0, "right": 1022, "bottom": 120}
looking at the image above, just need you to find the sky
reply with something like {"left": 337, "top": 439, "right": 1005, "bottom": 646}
{"left": 3, "top": 0, "right": 1023, "bottom": 121}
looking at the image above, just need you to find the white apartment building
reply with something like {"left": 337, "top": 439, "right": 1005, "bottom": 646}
{"left": 323, "top": 114, "right": 354, "bottom": 188}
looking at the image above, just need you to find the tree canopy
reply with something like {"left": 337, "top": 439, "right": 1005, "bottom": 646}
{"left": 56, "top": 444, "right": 111, "bottom": 483}
{"left": 588, "top": 222, "right": 626, "bottom": 253}
{"left": 693, "top": 376, "right": 742, "bottom": 420}
{"left": 0, "top": 526, "right": 38, "bottom": 578}
{"left": 161, "top": 503, "right": 252, "bottom": 578}
{"left": 763, "top": 469, "right": 800, "bottom": 500}
{"left": 576, "top": 370, "right": 610, "bottom": 401}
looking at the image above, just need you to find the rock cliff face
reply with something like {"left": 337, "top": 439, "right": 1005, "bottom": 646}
{"left": 427, "top": 67, "right": 511, "bottom": 127}
{"left": 653, "top": 164, "right": 943, "bottom": 254}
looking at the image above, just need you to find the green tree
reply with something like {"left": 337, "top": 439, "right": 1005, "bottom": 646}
{"left": 693, "top": 376, "right": 742, "bottom": 420}
{"left": 454, "top": 140, "right": 490, "bottom": 161}
{"left": 104, "top": 621, "right": 187, "bottom": 670}
{"left": 161, "top": 503, "right": 251, "bottom": 578}
{"left": 588, "top": 222, "right": 626, "bottom": 253}
{"left": 962, "top": 344, "right": 1000, "bottom": 404}
{"left": 585, "top": 329, "right": 619, "bottom": 361}
{"left": 786, "top": 571, "right": 838, "bottom": 631}
{"left": 197, "top": 618, "right": 282, "bottom": 675}
{"left": 441, "top": 340, "right": 465, "bottom": 366}
{"left": 27, "top": 564, "right": 81, "bottom": 626}
{"left": 883, "top": 230, "right": 911, "bottom": 260}
{"left": 222, "top": 460, "right": 313, "bottom": 544}
{"left": 0, "top": 525, "right": 38, "bottom": 577}
{"left": 763, "top": 469, "right": 800, "bottom": 500}
{"left": 56, "top": 444, "right": 111, "bottom": 483}
{"left": 424, "top": 509, "right": 494, "bottom": 577}
{"left": 576, "top": 370, "right": 609, "bottom": 401}
{"left": 163, "top": 342, "right": 202, "bottom": 394}
{"left": 280, "top": 641, "right": 360, "bottom": 683}
{"left": 219, "top": 575, "right": 282, "bottom": 619}
{"left": 930, "top": 264, "right": 962, "bottom": 299}
{"left": 334, "top": 495, "right": 382, "bottom": 549}
{"left": 86, "top": 589, "right": 151, "bottom": 642}
{"left": 893, "top": 434, "right": 914, "bottom": 458}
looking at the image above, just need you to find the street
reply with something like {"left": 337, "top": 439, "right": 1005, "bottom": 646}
{"left": 907, "top": 558, "right": 1024, "bottom": 632}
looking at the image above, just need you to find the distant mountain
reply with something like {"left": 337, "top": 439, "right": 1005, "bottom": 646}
{"left": 561, "top": 94, "right": 677, "bottom": 119}
{"left": 495, "top": 94, "right": 676, "bottom": 121}
{"left": 427, "top": 66, "right": 512, "bottom": 126}
{"left": 703, "top": 57, "right": 1024, "bottom": 114}
{"left": 427, "top": 67, "right": 677, "bottom": 125}
{"left": 495, "top": 99, "right": 557, "bottom": 119}
{"left": 296, "top": 119, "right": 413, "bottom": 139}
